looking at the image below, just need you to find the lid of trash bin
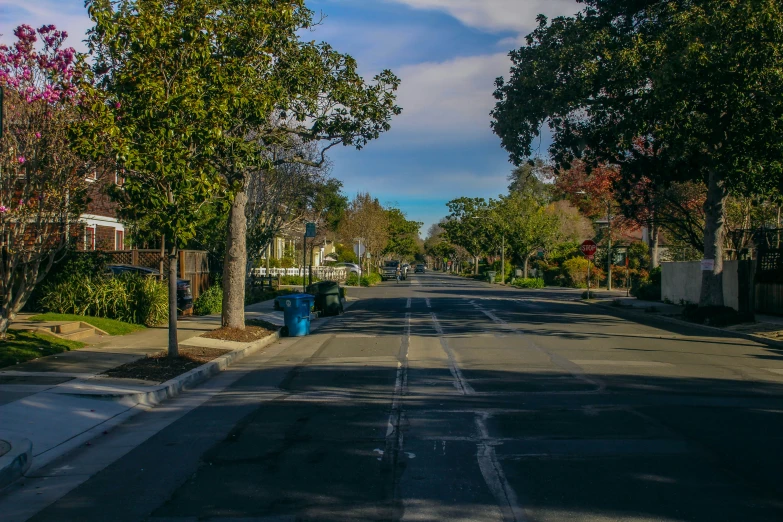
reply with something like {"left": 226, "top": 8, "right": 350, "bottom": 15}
{"left": 307, "top": 281, "right": 340, "bottom": 294}
{"left": 276, "top": 293, "right": 314, "bottom": 302}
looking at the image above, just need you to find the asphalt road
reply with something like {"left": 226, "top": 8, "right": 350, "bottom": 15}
{"left": 19, "top": 273, "right": 783, "bottom": 521}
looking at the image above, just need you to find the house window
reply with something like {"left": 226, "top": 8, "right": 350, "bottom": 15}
{"left": 85, "top": 227, "right": 95, "bottom": 251}
{"left": 115, "top": 170, "right": 125, "bottom": 186}
{"left": 115, "top": 230, "right": 124, "bottom": 250}
{"left": 86, "top": 170, "right": 98, "bottom": 182}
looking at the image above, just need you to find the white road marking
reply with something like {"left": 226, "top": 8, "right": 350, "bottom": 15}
{"left": 386, "top": 312, "right": 411, "bottom": 437}
{"left": 469, "top": 300, "right": 604, "bottom": 392}
{"left": 571, "top": 360, "right": 673, "bottom": 367}
{"left": 475, "top": 413, "right": 528, "bottom": 522}
{"left": 425, "top": 298, "right": 431, "bottom": 309}
{"left": 406, "top": 297, "right": 412, "bottom": 309}
{"left": 430, "top": 312, "right": 474, "bottom": 395}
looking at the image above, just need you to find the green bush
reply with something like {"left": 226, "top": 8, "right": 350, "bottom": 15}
{"left": 562, "top": 257, "right": 604, "bottom": 288}
{"left": 193, "top": 284, "right": 223, "bottom": 316}
{"left": 490, "top": 259, "right": 513, "bottom": 283}
{"left": 40, "top": 273, "right": 168, "bottom": 327}
{"left": 345, "top": 273, "right": 360, "bottom": 286}
{"left": 360, "top": 273, "right": 382, "bottom": 287}
{"left": 512, "top": 278, "right": 545, "bottom": 289}
{"left": 631, "top": 266, "right": 662, "bottom": 301}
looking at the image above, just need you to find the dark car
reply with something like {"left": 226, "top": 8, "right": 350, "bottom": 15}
{"left": 414, "top": 264, "right": 425, "bottom": 273}
{"left": 105, "top": 264, "right": 193, "bottom": 312}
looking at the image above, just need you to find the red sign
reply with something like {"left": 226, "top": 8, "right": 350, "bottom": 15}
{"left": 580, "top": 240, "right": 597, "bottom": 259}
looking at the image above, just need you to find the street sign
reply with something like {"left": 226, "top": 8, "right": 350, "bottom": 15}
{"left": 580, "top": 240, "right": 597, "bottom": 260}
{"left": 305, "top": 222, "right": 316, "bottom": 238}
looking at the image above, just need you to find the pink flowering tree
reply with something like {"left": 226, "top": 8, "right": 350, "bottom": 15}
{"left": 0, "top": 25, "right": 94, "bottom": 336}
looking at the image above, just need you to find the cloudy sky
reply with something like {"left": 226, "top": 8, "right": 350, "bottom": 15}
{"left": 0, "top": 0, "right": 581, "bottom": 234}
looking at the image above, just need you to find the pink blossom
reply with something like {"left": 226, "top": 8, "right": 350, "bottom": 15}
{"left": 18, "top": 199, "right": 24, "bottom": 206}
{"left": 17, "top": 156, "right": 25, "bottom": 164}
{"left": 35, "top": 132, "right": 41, "bottom": 139}
{"left": 0, "top": 206, "right": 7, "bottom": 214}
{"left": 115, "top": 101, "right": 121, "bottom": 109}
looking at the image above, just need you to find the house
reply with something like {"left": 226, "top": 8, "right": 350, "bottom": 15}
{"left": 261, "top": 234, "right": 336, "bottom": 267}
{"left": 78, "top": 170, "right": 126, "bottom": 251}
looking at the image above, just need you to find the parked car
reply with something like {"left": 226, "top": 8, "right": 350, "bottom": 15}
{"left": 382, "top": 260, "right": 405, "bottom": 281}
{"left": 104, "top": 265, "right": 193, "bottom": 312}
{"left": 333, "top": 262, "right": 361, "bottom": 275}
{"left": 414, "top": 264, "right": 425, "bottom": 273}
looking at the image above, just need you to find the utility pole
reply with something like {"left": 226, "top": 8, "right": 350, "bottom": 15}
{"left": 607, "top": 201, "right": 612, "bottom": 291}
{"left": 302, "top": 233, "right": 306, "bottom": 292}
{"left": 501, "top": 233, "right": 505, "bottom": 284}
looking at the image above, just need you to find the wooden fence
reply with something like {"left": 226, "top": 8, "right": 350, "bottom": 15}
{"left": 94, "top": 249, "right": 210, "bottom": 299}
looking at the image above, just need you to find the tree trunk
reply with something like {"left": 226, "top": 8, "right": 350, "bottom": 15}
{"left": 699, "top": 170, "right": 728, "bottom": 307}
{"left": 168, "top": 242, "right": 179, "bottom": 358}
{"left": 523, "top": 256, "right": 530, "bottom": 279}
{"left": 649, "top": 225, "right": 660, "bottom": 270}
{"left": 474, "top": 256, "right": 479, "bottom": 275}
{"left": 222, "top": 189, "right": 248, "bottom": 330}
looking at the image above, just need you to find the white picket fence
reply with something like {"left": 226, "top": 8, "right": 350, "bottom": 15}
{"left": 251, "top": 266, "right": 349, "bottom": 282}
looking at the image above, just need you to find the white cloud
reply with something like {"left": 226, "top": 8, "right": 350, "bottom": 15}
{"left": 386, "top": 0, "right": 580, "bottom": 33}
{"left": 387, "top": 52, "right": 511, "bottom": 143}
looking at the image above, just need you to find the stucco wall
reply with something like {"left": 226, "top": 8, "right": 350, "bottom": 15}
{"left": 662, "top": 261, "right": 739, "bottom": 309}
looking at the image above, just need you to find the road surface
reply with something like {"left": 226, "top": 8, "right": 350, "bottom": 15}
{"left": 12, "top": 273, "right": 783, "bottom": 521}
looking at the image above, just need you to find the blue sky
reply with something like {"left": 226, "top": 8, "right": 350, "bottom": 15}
{"left": 0, "top": 0, "right": 580, "bottom": 235}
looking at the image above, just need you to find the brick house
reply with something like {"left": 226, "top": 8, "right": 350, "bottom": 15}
{"left": 78, "top": 170, "right": 126, "bottom": 251}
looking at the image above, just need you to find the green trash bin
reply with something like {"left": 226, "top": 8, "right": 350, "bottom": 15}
{"left": 487, "top": 271, "right": 497, "bottom": 283}
{"left": 306, "top": 281, "right": 344, "bottom": 316}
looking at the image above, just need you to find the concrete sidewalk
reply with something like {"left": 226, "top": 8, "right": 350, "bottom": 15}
{"left": 588, "top": 294, "right": 783, "bottom": 346}
{"left": 0, "top": 299, "right": 290, "bottom": 486}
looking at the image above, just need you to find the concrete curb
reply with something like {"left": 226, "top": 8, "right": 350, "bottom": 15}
{"left": 0, "top": 436, "right": 32, "bottom": 490}
{"left": 58, "top": 330, "right": 282, "bottom": 406}
{"left": 583, "top": 299, "right": 783, "bottom": 350}
{"left": 18, "top": 330, "right": 281, "bottom": 476}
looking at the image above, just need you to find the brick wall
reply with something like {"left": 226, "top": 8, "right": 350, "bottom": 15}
{"left": 85, "top": 170, "right": 119, "bottom": 218}
{"left": 96, "top": 225, "right": 116, "bottom": 250}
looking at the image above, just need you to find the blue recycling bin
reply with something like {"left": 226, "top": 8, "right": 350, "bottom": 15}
{"left": 276, "top": 293, "right": 314, "bottom": 337}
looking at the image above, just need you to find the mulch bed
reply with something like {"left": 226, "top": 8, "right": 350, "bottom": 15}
{"left": 103, "top": 347, "right": 231, "bottom": 383}
{"left": 201, "top": 322, "right": 278, "bottom": 343}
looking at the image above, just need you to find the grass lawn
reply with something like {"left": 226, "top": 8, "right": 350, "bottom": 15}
{"left": 29, "top": 313, "right": 145, "bottom": 336}
{"left": 0, "top": 330, "right": 85, "bottom": 369}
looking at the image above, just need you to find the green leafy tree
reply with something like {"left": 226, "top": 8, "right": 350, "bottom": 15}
{"left": 383, "top": 208, "right": 422, "bottom": 260}
{"left": 82, "top": 0, "right": 235, "bottom": 355}
{"left": 442, "top": 198, "right": 491, "bottom": 274}
{"left": 201, "top": 2, "right": 401, "bottom": 330}
{"left": 492, "top": 0, "right": 783, "bottom": 307}
{"left": 490, "top": 193, "right": 561, "bottom": 278}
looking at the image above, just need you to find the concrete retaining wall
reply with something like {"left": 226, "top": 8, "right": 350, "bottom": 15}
{"left": 662, "top": 261, "right": 739, "bottom": 309}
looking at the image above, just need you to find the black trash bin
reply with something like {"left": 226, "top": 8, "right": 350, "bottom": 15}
{"left": 306, "top": 281, "right": 344, "bottom": 316}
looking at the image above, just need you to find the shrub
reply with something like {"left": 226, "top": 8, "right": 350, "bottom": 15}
{"left": 40, "top": 273, "right": 168, "bottom": 326}
{"left": 512, "top": 278, "right": 545, "bottom": 289}
{"left": 562, "top": 257, "right": 604, "bottom": 288}
{"left": 490, "top": 259, "right": 513, "bottom": 283}
{"left": 631, "top": 266, "right": 662, "bottom": 301}
{"left": 193, "top": 284, "right": 223, "bottom": 316}
{"left": 581, "top": 290, "right": 600, "bottom": 299}
{"left": 360, "top": 273, "right": 382, "bottom": 287}
{"left": 682, "top": 305, "right": 751, "bottom": 327}
{"left": 345, "top": 273, "right": 360, "bottom": 286}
